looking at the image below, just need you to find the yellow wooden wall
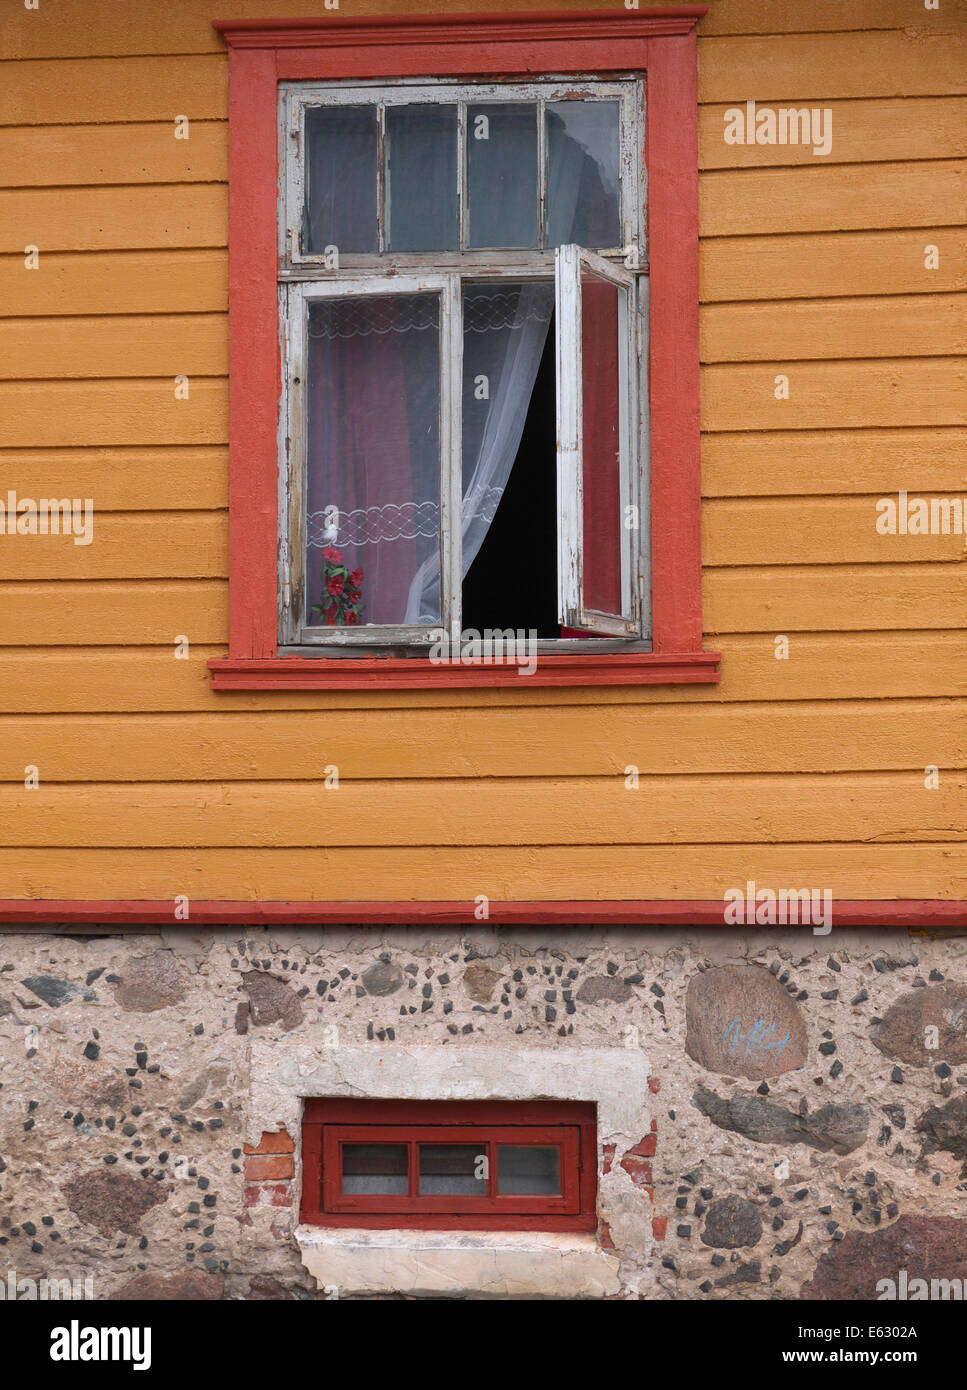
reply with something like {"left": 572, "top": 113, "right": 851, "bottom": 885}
{"left": 0, "top": 0, "right": 965, "bottom": 904}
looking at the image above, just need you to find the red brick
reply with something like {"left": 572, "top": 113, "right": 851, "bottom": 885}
{"left": 602, "top": 1143, "right": 616, "bottom": 1176}
{"left": 244, "top": 1154, "right": 294, "bottom": 1182}
{"left": 627, "top": 1133, "right": 657, "bottom": 1158}
{"left": 267, "top": 1184, "right": 292, "bottom": 1208}
{"left": 599, "top": 1219, "right": 615, "bottom": 1251}
{"left": 243, "top": 1129, "right": 294, "bottom": 1156}
{"left": 620, "top": 1154, "right": 653, "bottom": 1188}
{"left": 243, "top": 1185, "right": 262, "bottom": 1208}
{"left": 652, "top": 1217, "right": 667, "bottom": 1241}
{"left": 648, "top": 1077, "right": 661, "bottom": 1094}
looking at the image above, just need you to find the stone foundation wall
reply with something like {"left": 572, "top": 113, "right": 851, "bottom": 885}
{"left": 0, "top": 926, "right": 964, "bottom": 1301}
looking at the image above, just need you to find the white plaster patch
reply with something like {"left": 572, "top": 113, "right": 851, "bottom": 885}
{"left": 249, "top": 1043, "right": 651, "bottom": 1144}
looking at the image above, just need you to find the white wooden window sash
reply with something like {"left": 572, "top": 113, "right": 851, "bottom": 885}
{"left": 283, "top": 274, "right": 459, "bottom": 648}
{"left": 280, "top": 79, "right": 644, "bottom": 270}
{"left": 278, "top": 78, "right": 650, "bottom": 651}
{"left": 555, "top": 245, "right": 641, "bottom": 638}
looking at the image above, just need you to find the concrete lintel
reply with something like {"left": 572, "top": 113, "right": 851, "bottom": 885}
{"left": 250, "top": 1043, "right": 652, "bottom": 1145}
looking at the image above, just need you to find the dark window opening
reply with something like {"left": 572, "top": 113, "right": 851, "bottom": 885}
{"left": 462, "top": 320, "right": 559, "bottom": 638}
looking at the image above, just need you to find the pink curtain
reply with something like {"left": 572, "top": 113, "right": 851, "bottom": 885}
{"left": 305, "top": 295, "right": 440, "bottom": 627}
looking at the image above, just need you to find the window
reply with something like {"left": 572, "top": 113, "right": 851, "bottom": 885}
{"left": 280, "top": 80, "right": 645, "bottom": 650}
{"left": 301, "top": 1099, "right": 597, "bottom": 1231}
{"left": 210, "top": 11, "right": 716, "bottom": 690}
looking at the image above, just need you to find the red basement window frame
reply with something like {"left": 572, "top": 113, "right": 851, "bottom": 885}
{"left": 300, "top": 1099, "right": 597, "bottom": 1232}
{"left": 209, "top": 8, "right": 717, "bottom": 692}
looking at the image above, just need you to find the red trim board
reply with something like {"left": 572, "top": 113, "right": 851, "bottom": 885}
{"left": 212, "top": 8, "right": 711, "bottom": 688}
{"left": 0, "top": 901, "right": 963, "bottom": 928}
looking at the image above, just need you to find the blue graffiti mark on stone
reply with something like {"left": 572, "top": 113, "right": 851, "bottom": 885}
{"left": 723, "top": 1017, "right": 791, "bottom": 1063}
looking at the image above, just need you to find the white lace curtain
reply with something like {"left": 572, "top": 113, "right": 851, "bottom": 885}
{"left": 404, "top": 283, "right": 554, "bottom": 623}
{"left": 304, "top": 109, "right": 610, "bottom": 627}
{"left": 305, "top": 285, "right": 553, "bottom": 627}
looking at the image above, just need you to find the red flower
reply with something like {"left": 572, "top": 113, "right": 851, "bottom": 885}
{"left": 321, "top": 546, "right": 343, "bottom": 563}
{"left": 350, "top": 568, "right": 364, "bottom": 585}
{"left": 326, "top": 574, "right": 345, "bottom": 597}
{"left": 345, "top": 611, "right": 360, "bottom": 626}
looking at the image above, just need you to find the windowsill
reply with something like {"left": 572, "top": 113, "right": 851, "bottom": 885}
{"left": 295, "top": 1225, "right": 620, "bottom": 1299}
{"left": 208, "top": 650, "right": 720, "bottom": 690}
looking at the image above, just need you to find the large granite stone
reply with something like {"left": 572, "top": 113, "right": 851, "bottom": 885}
{"left": 23, "top": 976, "right": 93, "bottom": 1008}
{"left": 693, "top": 1087, "right": 868, "bottom": 1155}
{"left": 802, "top": 1216, "right": 967, "bottom": 1300}
{"left": 64, "top": 1170, "right": 168, "bottom": 1238}
{"left": 463, "top": 962, "right": 503, "bottom": 1003}
{"left": 916, "top": 1094, "right": 967, "bottom": 1165}
{"left": 576, "top": 975, "right": 632, "bottom": 1005}
{"left": 241, "top": 972, "right": 304, "bottom": 1031}
{"left": 111, "top": 1271, "right": 224, "bottom": 1300}
{"left": 685, "top": 964, "right": 808, "bottom": 1080}
{"left": 113, "top": 952, "right": 188, "bottom": 1012}
{"left": 871, "top": 984, "right": 967, "bottom": 1067}
{"left": 701, "top": 1195, "right": 763, "bottom": 1249}
{"left": 361, "top": 956, "right": 404, "bottom": 997}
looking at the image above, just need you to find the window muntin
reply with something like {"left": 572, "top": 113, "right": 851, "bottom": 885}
{"left": 302, "top": 1099, "right": 597, "bottom": 1231}
{"left": 280, "top": 78, "right": 649, "bottom": 653}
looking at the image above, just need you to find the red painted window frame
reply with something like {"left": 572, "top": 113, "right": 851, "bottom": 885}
{"left": 301, "top": 1098, "right": 597, "bottom": 1231}
{"left": 324, "top": 1125, "right": 580, "bottom": 1216}
{"left": 209, "top": 8, "right": 716, "bottom": 691}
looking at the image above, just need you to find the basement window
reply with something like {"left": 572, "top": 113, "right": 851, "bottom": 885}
{"left": 301, "top": 1099, "right": 597, "bottom": 1232}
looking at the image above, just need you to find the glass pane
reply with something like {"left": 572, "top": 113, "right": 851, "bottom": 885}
{"left": 341, "top": 1143, "right": 408, "bottom": 1195}
{"left": 546, "top": 100, "right": 621, "bottom": 248}
{"left": 304, "top": 106, "right": 378, "bottom": 255}
{"left": 497, "top": 1145, "right": 561, "bottom": 1195}
{"left": 385, "top": 104, "right": 459, "bottom": 251}
{"left": 305, "top": 293, "right": 442, "bottom": 628}
{"left": 468, "top": 103, "right": 539, "bottom": 249}
{"left": 418, "top": 1145, "right": 487, "bottom": 1196}
{"left": 581, "top": 272, "right": 625, "bottom": 616}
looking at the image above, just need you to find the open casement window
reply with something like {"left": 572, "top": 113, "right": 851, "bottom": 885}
{"left": 210, "top": 11, "right": 717, "bottom": 691}
{"left": 283, "top": 254, "right": 645, "bottom": 649}
{"left": 556, "top": 245, "right": 641, "bottom": 637}
{"left": 279, "top": 79, "right": 648, "bottom": 652}
{"left": 301, "top": 1099, "right": 597, "bottom": 1232}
